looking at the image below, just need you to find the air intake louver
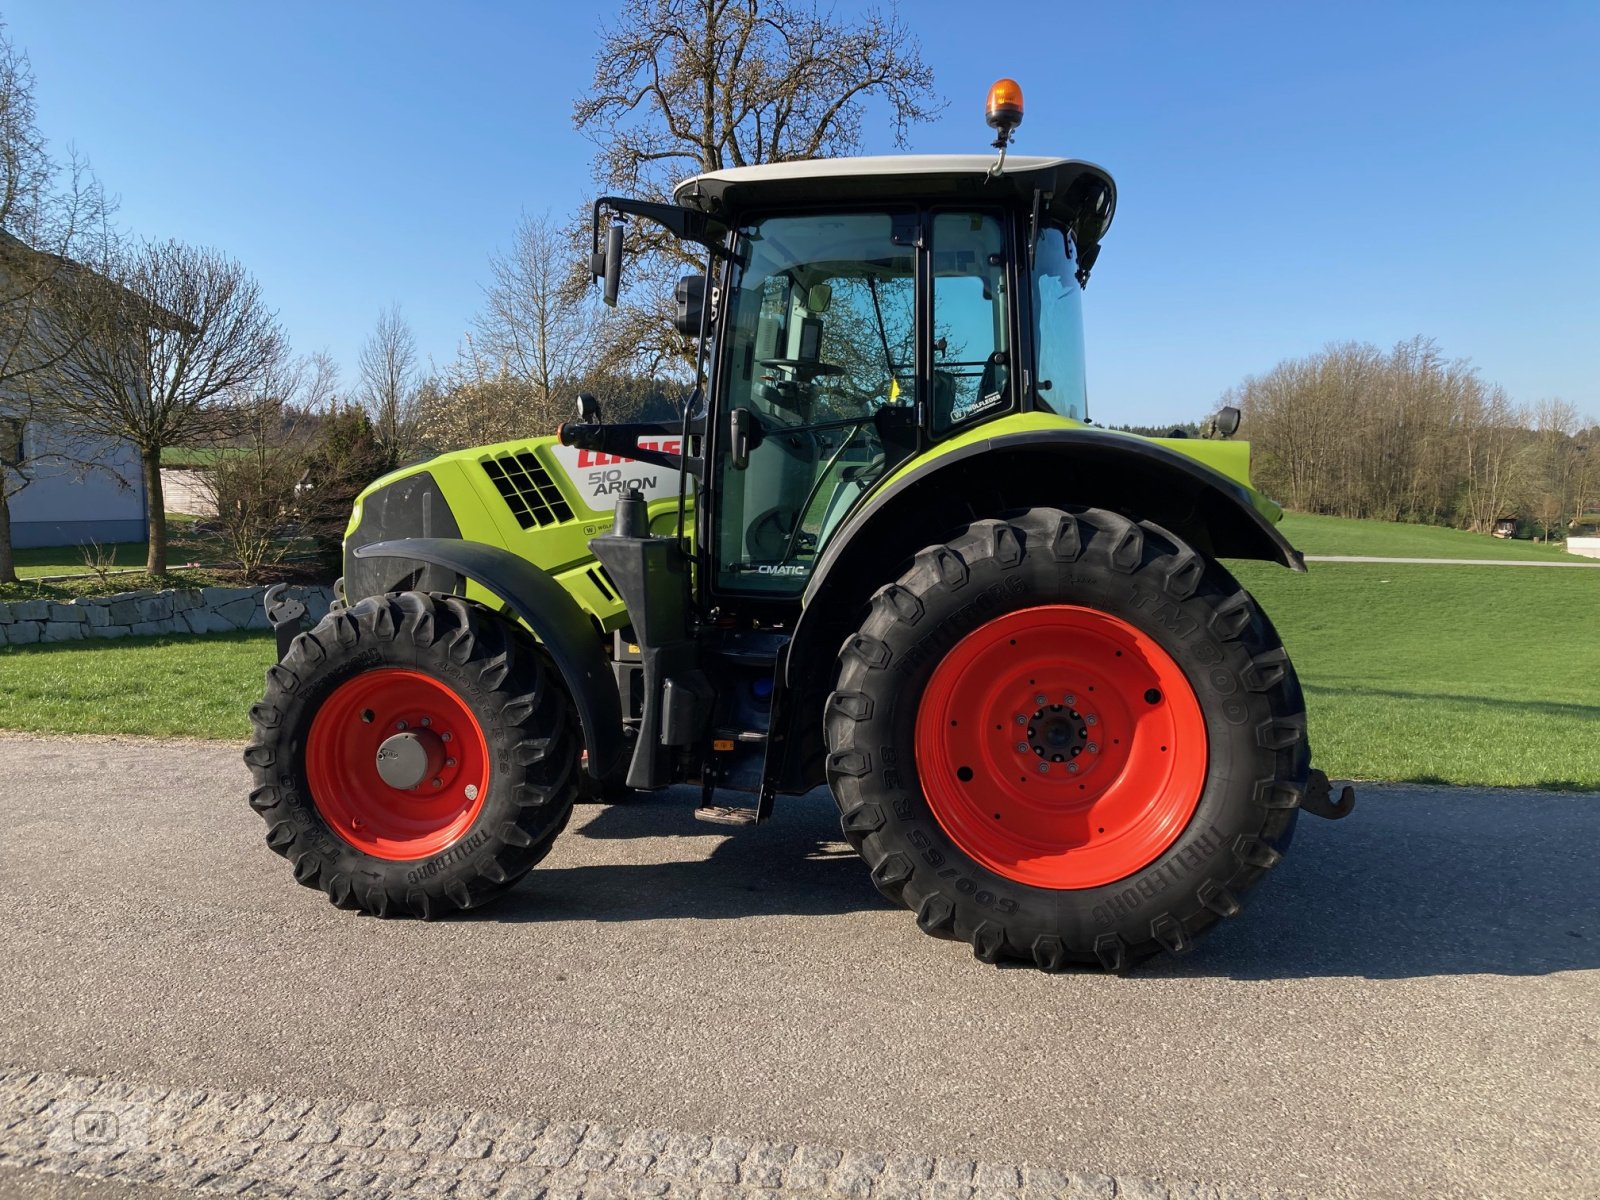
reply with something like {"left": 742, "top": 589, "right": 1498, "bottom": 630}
{"left": 481, "top": 452, "right": 574, "bottom": 529}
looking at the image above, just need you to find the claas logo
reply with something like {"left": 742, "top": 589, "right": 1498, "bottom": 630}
{"left": 574, "top": 438, "right": 682, "bottom": 469}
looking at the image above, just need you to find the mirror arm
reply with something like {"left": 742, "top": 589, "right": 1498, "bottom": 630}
{"left": 558, "top": 421, "right": 704, "bottom": 478}
{"left": 592, "top": 196, "right": 726, "bottom": 253}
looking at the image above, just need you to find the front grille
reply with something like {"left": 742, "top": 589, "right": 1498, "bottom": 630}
{"left": 481, "top": 451, "right": 574, "bottom": 529}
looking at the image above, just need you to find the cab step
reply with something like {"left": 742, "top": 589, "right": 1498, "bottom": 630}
{"left": 693, "top": 805, "right": 761, "bottom": 826}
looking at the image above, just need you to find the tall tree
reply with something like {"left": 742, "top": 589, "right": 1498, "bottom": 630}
{"left": 477, "top": 211, "right": 611, "bottom": 410}
{"left": 358, "top": 303, "right": 422, "bottom": 467}
{"left": 0, "top": 20, "right": 116, "bottom": 583}
{"left": 574, "top": 0, "right": 941, "bottom": 367}
{"left": 48, "top": 239, "right": 284, "bottom": 575}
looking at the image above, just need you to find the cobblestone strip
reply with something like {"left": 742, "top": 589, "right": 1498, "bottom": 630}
{"left": 0, "top": 1066, "right": 1305, "bottom": 1200}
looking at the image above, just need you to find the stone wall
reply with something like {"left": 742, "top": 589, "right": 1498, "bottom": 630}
{"left": 0, "top": 584, "right": 335, "bottom": 646}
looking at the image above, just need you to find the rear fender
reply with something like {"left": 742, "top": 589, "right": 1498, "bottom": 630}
{"left": 769, "top": 429, "right": 1303, "bottom": 792}
{"left": 354, "top": 538, "right": 622, "bottom": 780}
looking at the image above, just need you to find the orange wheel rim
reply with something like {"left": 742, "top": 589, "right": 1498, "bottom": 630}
{"left": 913, "top": 605, "right": 1207, "bottom": 889}
{"left": 305, "top": 669, "right": 490, "bottom": 861}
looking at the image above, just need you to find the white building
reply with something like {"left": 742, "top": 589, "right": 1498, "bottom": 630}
{"left": 0, "top": 231, "right": 150, "bottom": 550}
{"left": 0, "top": 415, "right": 147, "bottom": 548}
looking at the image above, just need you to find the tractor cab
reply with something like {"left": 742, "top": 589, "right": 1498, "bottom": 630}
{"left": 565, "top": 150, "right": 1117, "bottom": 615}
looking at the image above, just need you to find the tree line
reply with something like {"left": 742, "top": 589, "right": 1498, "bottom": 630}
{"left": 1225, "top": 336, "right": 1596, "bottom": 540}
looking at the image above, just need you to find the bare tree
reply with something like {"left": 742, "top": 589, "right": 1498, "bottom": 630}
{"left": 477, "top": 211, "right": 616, "bottom": 410}
{"left": 579, "top": 0, "right": 941, "bottom": 191}
{"left": 47, "top": 239, "right": 284, "bottom": 575}
{"left": 574, "top": 0, "right": 942, "bottom": 367}
{"left": 358, "top": 304, "right": 422, "bottom": 467}
{"left": 0, "top": 20, "right": 117, "bottom": 583}
{"left": 1524, "top": 397, "right": 1582, "bottom": 542}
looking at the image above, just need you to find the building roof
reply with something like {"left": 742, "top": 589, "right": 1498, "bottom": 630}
{"left": 672, "top": 154, "right": 1116, "bottom": 243}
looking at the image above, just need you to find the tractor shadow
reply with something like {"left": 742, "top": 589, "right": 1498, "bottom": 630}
{"left": 492, "top": 785, "right": 1600, "bottom": 980}
{"left": 490, "top": 788, "right": 887, "bottom": 923}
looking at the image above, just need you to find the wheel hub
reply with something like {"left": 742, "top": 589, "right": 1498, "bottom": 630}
{"left": 1025, "top": 703, "right": 1091, "bottom": 764}
{"left": 374, "top": 729, "right": 444, "bottom": 791}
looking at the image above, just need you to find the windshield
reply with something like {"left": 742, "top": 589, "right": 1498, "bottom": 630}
{"left": 713, "top": 211, "right": 916, "bottom": 595}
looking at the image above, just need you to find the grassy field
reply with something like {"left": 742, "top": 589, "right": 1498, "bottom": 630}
{"left": 0, "top": 631, "right": 277, "bottom": 740}
{"left": 1278, "top": 511, "right": 1583, "bottom": 560}
{"left": 1, "top": 514, "right": 1596, "bottom": 790}
{"left": 1229, "top": 559, "right": 1598, "bottom": 790}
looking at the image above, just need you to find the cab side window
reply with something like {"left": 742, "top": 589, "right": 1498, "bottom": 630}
{"left": 1032, "top": 226, "right": 1087, "bottom": 421}
{"left": 930, "top": 213, "right": 1010, "bottom": 433}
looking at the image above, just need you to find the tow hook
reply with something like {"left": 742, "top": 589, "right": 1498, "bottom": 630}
{"left": 1303, "top": 768, "right": 1356, "bottom": 820}
{"left": 263, "top": 583, "right": 308, "bottom": 662}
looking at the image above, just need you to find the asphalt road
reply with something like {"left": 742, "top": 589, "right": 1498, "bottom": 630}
{"left": 1, "top": 734, "right": 1596, "bottom": 1199}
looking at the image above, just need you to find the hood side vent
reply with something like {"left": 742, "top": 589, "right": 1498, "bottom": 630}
{"left": 482, "top": 451, "right": 574, "bottom": 529}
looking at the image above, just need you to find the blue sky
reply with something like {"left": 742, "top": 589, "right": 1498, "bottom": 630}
{"left": 7, "top": 1, "right": 1598, "bottom": 425}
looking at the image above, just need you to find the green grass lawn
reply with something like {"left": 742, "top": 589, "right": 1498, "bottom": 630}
{"left": 1278, "top": 511, "right": 1582, "bottom": 560}
{"left": 1230, "top": 559, "right": 1599, "bottom": 790}
{"left": 7, "top": 517, "right": 224, "bottom": 580}
{"left": 0, "top": 631, "right": 277, "bottom": 740}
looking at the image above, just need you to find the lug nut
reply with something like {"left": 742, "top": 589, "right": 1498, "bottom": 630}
{"left": 1086, "top": 742, "right": 1099, "bottom": 754}
{"left": 1036, "top": 762, "right": 1050, "bottom": 774}
{"left": 1067, "top": 761, "right": 1080, "bottom": 775}
{"left": 1015, "top": 741, "right": 1029, "bottom": 754}
{"left": 1065, "top": 693, "right": 1077, "bottom": 706}
{"left": 431, "top": 778, "right": 443, "bottom": 788}
{"left": 1085, "top": 714, "right": 1098, "bottom": 726}
{"left": 420, "top": 717, "right": 431, "bottom": 727}
{"left": 395, "top": 720, "right": 408, "bottom": 731}
{"left": 445, "top": 757, "right": 457, "bottom": 768}
{"left": 1034, "top": 694, "right": 1047, "bottom": 706}
{"left": 441, "top": 731, "right": 453, "bottom": 742}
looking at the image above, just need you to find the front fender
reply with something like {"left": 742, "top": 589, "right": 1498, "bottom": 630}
{"left": 354, "top": 538, "right": 622, "bottom": 780}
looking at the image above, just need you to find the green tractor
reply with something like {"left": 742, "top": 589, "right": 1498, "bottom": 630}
{"left": 246, "top": 83, "right": 1352, "bottom": 971}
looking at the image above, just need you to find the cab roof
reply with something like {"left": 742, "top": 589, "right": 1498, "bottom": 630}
{"left": 672, "top": 154, "right": 1116, "bottom": 243}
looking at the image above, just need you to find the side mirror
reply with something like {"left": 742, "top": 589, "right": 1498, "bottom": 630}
{"left": 1213, "top": 406, "right": 1241, "bottom": 438}
{"left": 577, "top": 393, "right": 603, "bottom": 423}
{"left": 674, "top": 274, "right": 705, "bottom": 336}
{"left": 590, "top": 222, "right": 624, "bottom": 308}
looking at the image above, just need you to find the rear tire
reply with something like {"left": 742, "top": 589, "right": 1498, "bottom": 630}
{"left": 824, "top": 507, "right": 1308, "bottom": 971}
{"left": 244, "top": 591, "right": 580, "bottom": 917}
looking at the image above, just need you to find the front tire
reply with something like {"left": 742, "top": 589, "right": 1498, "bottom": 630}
{"left": 824, "top": 507, "right": 1308, "bottom": 971}
{"left": 244, "top": 591, "right": 580, "bottom": 917}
